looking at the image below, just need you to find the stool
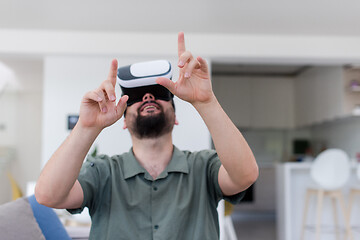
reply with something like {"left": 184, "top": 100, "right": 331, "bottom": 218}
{"left": 300, "top": 149, "right": 354, "bottom": 240}
{"left": 224, "top": 201, "right": 237, "bottom": 240}
{"left": 347, "top": 164, "right": 360, "bottom": 234}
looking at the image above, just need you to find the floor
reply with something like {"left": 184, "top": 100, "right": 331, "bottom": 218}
{"left": 232, "top": 211, "right": 277, "bottom": 240}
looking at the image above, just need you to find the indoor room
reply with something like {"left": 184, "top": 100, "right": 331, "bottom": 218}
{"left": 1, "top": 1, "right": 360, "bottom": 240}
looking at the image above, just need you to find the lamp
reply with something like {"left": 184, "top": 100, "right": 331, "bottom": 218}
{"left": 0, "top": 62, "right": 19, "bottom": 96}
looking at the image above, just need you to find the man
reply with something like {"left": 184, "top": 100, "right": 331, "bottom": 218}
{"left": 35, "top": 32, "right": 258, "bottom": 240}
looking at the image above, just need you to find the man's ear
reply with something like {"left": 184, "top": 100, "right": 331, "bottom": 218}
{"left": 175, "top": 117, "right": 179, "bottom": 125}
{"left": 123, "top": 118, "right": 127, "bottom": 129}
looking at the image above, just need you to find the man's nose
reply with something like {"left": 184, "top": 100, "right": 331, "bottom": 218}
{"left": 142, "top": 93, "right": 155, "bottom": 102}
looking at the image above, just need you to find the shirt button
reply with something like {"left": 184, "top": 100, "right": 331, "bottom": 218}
{"left": 153, "top": 186, "right": 158, "bottom": 191}
{"left": 154, "top": 225, "right": 159, "bottom": 230}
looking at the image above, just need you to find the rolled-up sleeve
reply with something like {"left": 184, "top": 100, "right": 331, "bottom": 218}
{"left": 67, "top": 156, "right": 101, "bottom": 215}
{"left": 206, "top": 150, "right": 246, "bottom": 205}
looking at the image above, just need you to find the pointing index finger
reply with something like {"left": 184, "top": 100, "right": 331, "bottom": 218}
{"left": 108, "top": 59, "right": 118, "bottom": 86}
{"left": 178, "top": 32, "right": 186, "bottom": 57}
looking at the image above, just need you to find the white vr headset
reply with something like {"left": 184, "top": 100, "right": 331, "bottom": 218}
{"left": 117, "top": 60, "right": 173, "bottom": 106}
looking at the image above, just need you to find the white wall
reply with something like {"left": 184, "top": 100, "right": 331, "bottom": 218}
{"left": 0, "top": 92, "right": 17, "bottom": 204}
{"left": 0, "top": 93, "right": 17, "bottom": 146}
{"left": 0, "top": 58, "right": 43, "bottom": 204}
{"left": 42, "top": 56, "right": 211, "bottom": 167}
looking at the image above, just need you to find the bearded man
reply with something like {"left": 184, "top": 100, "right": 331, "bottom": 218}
{"left": 35, "top": 32, "right": 258, "bottom": 240}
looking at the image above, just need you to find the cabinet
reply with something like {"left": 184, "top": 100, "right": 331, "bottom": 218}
{"left": 213, "top": 66, "right": 360, "bottom": 129}
{"left": 213, "top": 75, "right": 294, "bottom": 128}
{"left": 294, "top": 67, "right": 360, "bottom": 127}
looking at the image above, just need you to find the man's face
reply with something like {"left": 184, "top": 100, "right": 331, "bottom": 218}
{"left": 124, "top": 93, "right": 176, "bottom": 139}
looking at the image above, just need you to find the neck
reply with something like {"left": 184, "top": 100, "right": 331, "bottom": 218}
{"left": 131, "top": 133, "right": 174, "bottom": 179}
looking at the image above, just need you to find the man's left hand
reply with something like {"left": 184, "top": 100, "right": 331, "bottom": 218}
{"left": 156, "top": 32, "right": 215, "bottom": 106}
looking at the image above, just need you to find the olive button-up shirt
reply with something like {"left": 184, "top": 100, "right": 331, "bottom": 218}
{"left": 68, "top": 146, "right": 245, "bottom": 240}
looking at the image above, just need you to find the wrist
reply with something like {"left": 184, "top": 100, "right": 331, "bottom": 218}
{"left": 192, "top": 94, "right": 218, "bottom": 113}
{"left": 74, "top": 121, "right": 102, "bottom": 140}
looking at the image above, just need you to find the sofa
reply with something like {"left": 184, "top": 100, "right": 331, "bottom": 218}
{"left": 0, "top": 195, "right": 72, "bottom": 240}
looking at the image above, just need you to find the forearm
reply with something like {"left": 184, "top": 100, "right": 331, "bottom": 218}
{"left": 35, "top": 123, "right": 100, "bottom": 206}
{"left": 193, "top": 96, "right": 258, "bottom": 187}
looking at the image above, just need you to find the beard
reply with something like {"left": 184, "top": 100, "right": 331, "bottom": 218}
{"left": 132, "top": 101, "right": 174, "bottom": 139}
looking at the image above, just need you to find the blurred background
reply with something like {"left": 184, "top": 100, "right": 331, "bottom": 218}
{"left": 1, "top": 0, "right": 360, "bottom": 239}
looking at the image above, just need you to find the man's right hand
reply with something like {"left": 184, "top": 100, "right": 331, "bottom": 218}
{"left": 79, "top": 59, "right": 128, "bottom": 131}
{"left": 36, "top": 59, "right": 128, "bottom": 209}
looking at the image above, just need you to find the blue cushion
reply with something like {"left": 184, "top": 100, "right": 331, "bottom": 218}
{"left": 28, "top": 195, "right": 71, "bottom": 240}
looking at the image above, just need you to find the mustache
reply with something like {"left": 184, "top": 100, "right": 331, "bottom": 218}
{"left": 139, "top": 100, "right": 161, "bottom": 110}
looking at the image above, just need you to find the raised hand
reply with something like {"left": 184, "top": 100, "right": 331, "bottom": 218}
{"left": 78, "top": 59, "right": 128, "bottom": 131}
{"left": 156, "top": 32, "right": 215, "bottom": 106}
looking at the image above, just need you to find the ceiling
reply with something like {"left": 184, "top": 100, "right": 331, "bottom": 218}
{"left": 0, "top": 0, "right": 360, "bottom": 36}
{"left": 1, "top": 0, "right": 359, "bottom": 73}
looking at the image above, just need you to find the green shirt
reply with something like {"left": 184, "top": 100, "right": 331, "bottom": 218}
{"left": 68, "top": 146, "right": 244, "bottom": 240}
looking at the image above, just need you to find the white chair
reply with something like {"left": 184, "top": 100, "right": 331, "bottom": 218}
{"left": 347, "top": 164, "right": 360, "bottom": 234}
{"left": 223, "top": 201, "right": 238, "bottom": 240}
{"left": 300, "top": 148, "right": 354, "bottom": 240}
{"left": 218, "top": 200, "right": 238, "bottom": 240}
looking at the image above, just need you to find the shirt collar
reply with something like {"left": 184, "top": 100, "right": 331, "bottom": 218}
{"left": 123, "top": 146, "right": 189, "bottom": 180}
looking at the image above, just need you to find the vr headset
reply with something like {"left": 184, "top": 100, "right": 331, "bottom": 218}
{"left": 117, "top": 60, "right": 173, "bottom": 106}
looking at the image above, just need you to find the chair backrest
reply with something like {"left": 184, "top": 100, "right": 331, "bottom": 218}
{"left": 310, "top": 148, "right": 350, "bottom": 190}
{"left": 28, "top": 195, "right": 71, "bottom": 240}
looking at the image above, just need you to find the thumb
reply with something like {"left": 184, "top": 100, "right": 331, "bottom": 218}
{"left": 156, "top": 77, "right": 176, "bottom": 95}
{"left": 197, "top": 56, "right": 209, "bottom": 73}
{"left": 116, "top": 95, "right": 128, "bottom": 117}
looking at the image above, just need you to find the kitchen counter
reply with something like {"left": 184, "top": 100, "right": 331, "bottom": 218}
{"left": 276, "top": 162, "right": 360, "bottom": 240}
